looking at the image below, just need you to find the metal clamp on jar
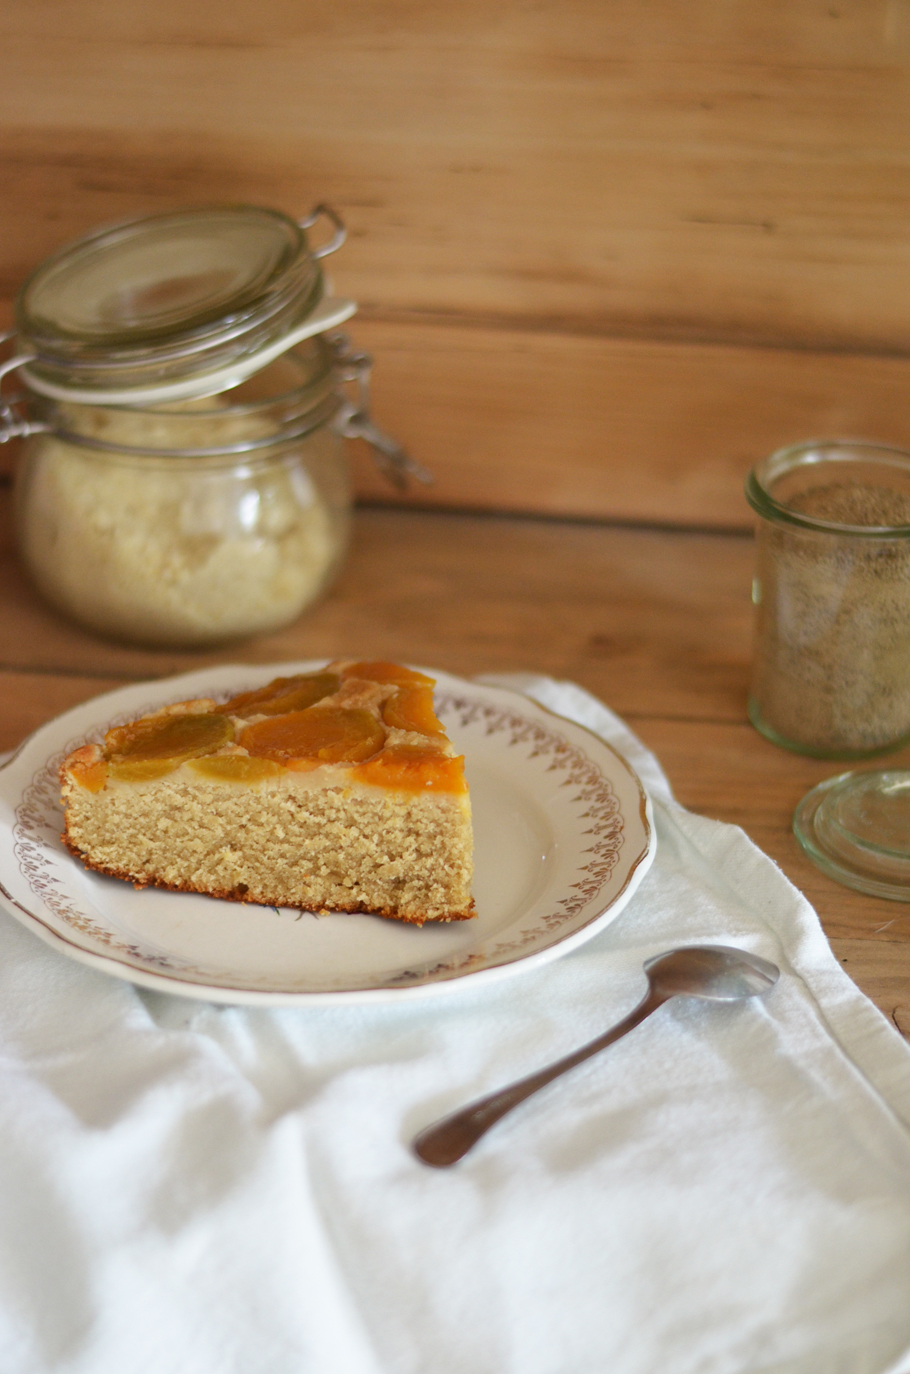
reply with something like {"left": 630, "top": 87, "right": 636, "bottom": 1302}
{"left": 0, "top": 204, "right": 429, "bottom": 648}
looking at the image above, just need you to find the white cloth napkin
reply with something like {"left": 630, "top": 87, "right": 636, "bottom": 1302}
{"left": 1, "top": 675, "right": 909, "bottom": 1374}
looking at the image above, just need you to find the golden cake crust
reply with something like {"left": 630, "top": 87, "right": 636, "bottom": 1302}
{"left": 60, "top": 661, "right": 475, "bottom": 924}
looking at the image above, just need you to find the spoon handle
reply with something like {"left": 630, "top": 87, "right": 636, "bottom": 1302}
{"left": 413, "top": 987, "right": 666, "bottom": 1167}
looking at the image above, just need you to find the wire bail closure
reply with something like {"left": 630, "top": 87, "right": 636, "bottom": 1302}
{"left": 0, "top": 341, "right": 45, "bottom": 444}
{"left": 298, "top": 204, "right": 347, "bottom": 259}
{"left": 0, "top": 329, "right": 433, "bottom": 491}
{"left": 328, "top": 333, "right": 433, "bottom": 492}
{"left": 0, "top": 206, "right": 432, "bottom": 492}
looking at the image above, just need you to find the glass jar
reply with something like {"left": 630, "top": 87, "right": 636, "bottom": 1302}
{"left": 14, "top": 338, "right": 359, "bottom": 647}
{"left": 0, "top": 205, "right": 427, "bottom": 647}
{"left": 746, "top": 439, "right": 910, "bottom": 758}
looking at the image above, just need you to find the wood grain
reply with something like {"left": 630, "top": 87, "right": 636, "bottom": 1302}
{"left": 0, "top": 494, "right": 906, "bottom": 1018}
{"left": 0, "top": 491, "right": 756, "bottom": 719}
{"left": 1, "top": 0, "right": 910, "bottom": 352}
{"left": 348, "top": 320, "right": 910, "bottom": 526}
{"left": 6, "top": 318, "right": 910, "bottom": 527}
{"left": 3, "top": 2, "right": 910, "bottom": 524}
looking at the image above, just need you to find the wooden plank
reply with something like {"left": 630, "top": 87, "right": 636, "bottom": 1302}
{"left": 634, "top": 715, "right": 910, "bottom": 949}
{"left": 3, "top": 1, "right": 910, "bottom": 526}
{"left": 7, "top": 319, "right": 910, "bottom": 526}
{"left": 0, "top": 670, "right": 132, "bottom": 753}
{"left": 824, "top": 940, "right": 910, "bottom": 1038}
{"left": 1, "top": 1, "right": 910, "bottom": 351}
{"left": 0, "top": 493, "right": 756, "bottom": 719}
{"left": 348, "top": 320, "right": 910, "bottom": 525}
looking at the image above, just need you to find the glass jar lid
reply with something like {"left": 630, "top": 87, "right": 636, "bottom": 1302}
{"left": 27, "top": 337, "right": 342, "bottom": 459}
{"left": 12, "top": 205, "right": 355, "bottom": 404}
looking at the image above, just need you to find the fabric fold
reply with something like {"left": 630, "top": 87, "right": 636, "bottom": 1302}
{"left": 0, "top": 678, "right": 908, "bottom": 1374}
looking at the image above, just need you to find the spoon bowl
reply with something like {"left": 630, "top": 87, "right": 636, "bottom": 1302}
{"left": 413, "top": 944, "right": 779, "bottom": 1168}
{"left": 643, "top": 945, "right": 779, "bottom": 1002}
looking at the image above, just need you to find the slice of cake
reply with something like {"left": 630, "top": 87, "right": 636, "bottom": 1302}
{"left": 60, "top": 661, "right": 474, "bottom": 924}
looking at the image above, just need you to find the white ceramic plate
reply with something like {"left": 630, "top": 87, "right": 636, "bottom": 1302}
{"left": 0, "top": 665, "right": 655, "bottom": 1005}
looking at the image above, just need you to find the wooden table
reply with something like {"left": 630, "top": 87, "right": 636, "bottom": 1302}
{"left": 0, "top": 481, "right": 907, "bottom": 1028}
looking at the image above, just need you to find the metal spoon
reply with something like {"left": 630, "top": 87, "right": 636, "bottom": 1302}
{"left": 412, "top": 944, "right": 779, "bottom": 1167}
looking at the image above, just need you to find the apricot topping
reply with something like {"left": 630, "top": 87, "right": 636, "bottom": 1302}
{"left": 353, "top": 746, "right": 467, "bottom": 794}
{"left": 217, "top": 672, "right": 340, "bottom": 718}
{"left": 69, "top": 756, "right": 108, "bottom": 793}
{"left": 108, "top": 758, "right": 186, "bottom": 783}
{"left": 341, "top": 661, "right": 434, "bottom": 688}
{"left": 382, "top": 686, "right": 445, "bottom": 736}
{"left": 241, "top": 707, "right": 385, "bottom": 764}
{"left": 187, "top": 755, "right": 284, "bottom": 783}
{"left": 104, "top": 712, "right": 233, "bottom": 765}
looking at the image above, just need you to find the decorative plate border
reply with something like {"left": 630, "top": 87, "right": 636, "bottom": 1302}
{"left": 381, "top": 692, "right": 627, "bottom": 982}
{"left": 0, "top": 669, "right": 654, "bottom": 1003}
{"left": 12, "top": 685, "right": 248, "bottom": 982}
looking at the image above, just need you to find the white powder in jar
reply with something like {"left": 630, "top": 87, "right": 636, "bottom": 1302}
{"left": 17, "top": 401, "right": 348, "bottom": 647}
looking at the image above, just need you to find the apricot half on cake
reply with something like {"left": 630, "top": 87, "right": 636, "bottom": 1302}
{"left": 216, "top": 672, "right": 341, "bottom": 718}
{"left": 382, "top": 686, "right": 446, "bottom": 736}
{"left": 102, "top": 712, "right": 234, "bottom": 782}
{"left": 240, "top": 706, "right": 386, "bottom": 764}
{"left": 60, "top": 661, "right": 474, "bottom": 924}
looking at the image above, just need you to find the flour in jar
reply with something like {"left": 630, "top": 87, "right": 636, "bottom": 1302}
{"left": 16, "top": 398, "right": 348, "bottom": 647}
